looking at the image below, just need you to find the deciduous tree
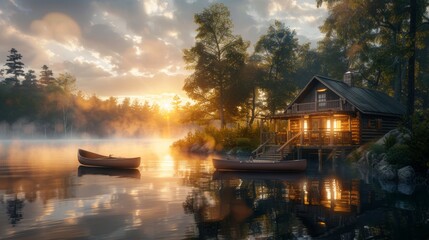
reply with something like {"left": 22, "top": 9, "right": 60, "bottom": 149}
{"left": 253, "top": 20, "right": 299, "bottom": 114}
{"left": 183, "top": 3, "right": 249, "bottom": 128}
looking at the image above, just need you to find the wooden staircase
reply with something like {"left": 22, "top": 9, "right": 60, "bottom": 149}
{"left": 253, "top": 144, "right": 294, "bottom": 161}
{"left": 254, "top": 144, "right": 282, "bottom": 161}
{"left": 252, "top": 132, "right": 302, "bottom": 161}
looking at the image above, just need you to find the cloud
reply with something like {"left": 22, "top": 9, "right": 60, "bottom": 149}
{"left": 53, "top": 60, "right": 112, "bottom": 79}
{"left": 0, "top": 21, "right": 50, "bottom": 70}
{"left": 82, "top": 23, "right": 131, "bottom": 59}
{"left": 30, "top": 12, "right": 81, "bottom": 44}
{"left": 0, "top": 0, "right": 327, "bottom": 100}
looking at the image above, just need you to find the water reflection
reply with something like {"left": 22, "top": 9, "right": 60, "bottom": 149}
{"left": 184, "top": 172, "right": 362, "bottom": 239}
{"left": 184, "top": 167, "right": 429, "bottom": 239}
{"left": 77, "top": 166, "right": 141, "bottom": 179}
{"left": 6, "top": 195, "right": 24, "bottom": 226}
{"left": 1, "top": 139, "right": 429, "bottom": 239}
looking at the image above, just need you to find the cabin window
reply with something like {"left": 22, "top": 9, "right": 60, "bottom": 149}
{"left": 366, "top": 118, "right": 382, "bottom": 129}
{"left": 326, "top": 119, "right": 342, "bottom": 131}
{"left": 334, "top": 119, "right": 341, "bottom": 131}
{"left": 317, "top": 92, "right": 327, "bottom": 107}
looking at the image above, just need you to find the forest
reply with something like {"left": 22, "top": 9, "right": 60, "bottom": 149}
{"left": 0, "top": 51, "right": 182, "bottom": 138}
{"left": 1, "top": 1, "right": 429, "bottom": 140}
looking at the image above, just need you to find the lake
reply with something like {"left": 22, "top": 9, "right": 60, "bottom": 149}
{"left": 1, "top": 139, "right": 429, "bottom": 240}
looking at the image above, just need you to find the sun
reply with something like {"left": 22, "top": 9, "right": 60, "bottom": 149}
{"left": 160, "top": 101, "right": 173, "bottom": 113}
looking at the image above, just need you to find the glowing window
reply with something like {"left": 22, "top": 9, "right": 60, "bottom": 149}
{"left": 318, "top": 92, "right": 327, "bottom": 107}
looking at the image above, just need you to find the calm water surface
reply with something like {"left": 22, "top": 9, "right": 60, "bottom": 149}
{"left": 1, "top": 139, "right": 429, "bottom": 240}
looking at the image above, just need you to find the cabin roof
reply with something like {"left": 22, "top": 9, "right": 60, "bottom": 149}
{"left": 288, "top": 75, "right": 406, "bottom": 116}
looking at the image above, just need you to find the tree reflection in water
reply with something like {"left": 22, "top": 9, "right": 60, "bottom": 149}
{"left": 6, "top": 195, "right": 24, "bottom": 226}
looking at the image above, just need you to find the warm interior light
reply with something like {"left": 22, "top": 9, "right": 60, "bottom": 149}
{"left": 303, "top": 120, "right": 308, "bottom": 131}
{"left": 326, "top": 119, "right": 331, "bottom": 130}
{"left": 317, "top": 88, "right": 327, "bottom": 92}
{"left": 334, "top": 119, "right": 341, "bottom": 131}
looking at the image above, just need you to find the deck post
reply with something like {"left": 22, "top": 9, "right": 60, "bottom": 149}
{"left": 300, "top": 118, "right": 304, "bottom": 145}
{"left": 318, "top": 148, "right": 323, "bottom": 171}
{"left": 330, "top": 116, "right": 334, "bottom": 145}
{"left": 341, "top": 148, "right": 346, "bottom": 161}
{"left": 297, "top": 147, "right": 302, "bottom": 159}
{"left": 332, "top": 148, "right": 337, "bottom": 169}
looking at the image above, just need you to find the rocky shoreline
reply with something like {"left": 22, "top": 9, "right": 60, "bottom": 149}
{"left": 355, "top": 129, "right": 420, "bottom": 195}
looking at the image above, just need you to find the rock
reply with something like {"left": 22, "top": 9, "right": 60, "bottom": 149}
{"left": 397, "top": 183, "right": 416, "bottom": 195}
{"left": 375, "top": 159, "right": 388, "bottom": 169}
{"left": 375, "top": 129, "right": 397, "bottom": 145}
{"left": 398, "top": 166, "right": 415, "bottom": 183}
{"left": 394, "top": 198, "right": 416, "bottom": 209}
{"left": 378, "top": 179, "right": 397, "bottom": 193}
{"left": 365, "top": 151, "right": 373, "bottom": 163}
{"left": 376, "top": 128, "right": 411, "bottom": 146}
{"left": 357, "top": 156, "right": 365, "bottom": 165}
{"left": 377, "top": 162, "right": 397, "bottom": 180}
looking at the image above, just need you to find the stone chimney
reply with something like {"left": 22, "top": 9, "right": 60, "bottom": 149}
{"left": 343, "top": 71, "right": 352, "bottom": 86}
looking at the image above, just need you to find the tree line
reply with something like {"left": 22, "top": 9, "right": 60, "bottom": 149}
{"left": 0, "top": 48, "right": 179, "bottom": 138}
{"left": 1, "top": 1, "right": 428, "bottom": 138}
{"left": 183, "top": 2, "right": 429, "bottom": 129}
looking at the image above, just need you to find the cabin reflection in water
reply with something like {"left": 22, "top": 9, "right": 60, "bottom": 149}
{"left": 184, "top": 176, "right": 368, "bottom": 239}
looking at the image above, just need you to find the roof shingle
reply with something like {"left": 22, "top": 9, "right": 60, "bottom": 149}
{"left": 305, "top": 75, "right": 406, "bottom": 116}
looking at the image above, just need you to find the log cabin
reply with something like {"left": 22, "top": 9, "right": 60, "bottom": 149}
{"left": 254, "top": 74, "right": 406, "bottom": 162}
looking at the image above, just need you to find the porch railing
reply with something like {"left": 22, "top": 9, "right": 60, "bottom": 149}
{"left": 286, "top": 130, "right": 352, "bottom": 146}
{"left": 289, "top": 99, "right": 353, "bottom": 113}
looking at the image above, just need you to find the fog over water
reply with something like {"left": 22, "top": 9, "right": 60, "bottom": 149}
{"left": 0, "top": 138, "right": 207, "bottom": 239}
{"left": 1, "top": 138, "right": 429, "bottom": 239}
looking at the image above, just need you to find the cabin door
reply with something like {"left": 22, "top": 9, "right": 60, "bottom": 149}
{"left": 310, "top": 117, "right": 330, "bottom": 144}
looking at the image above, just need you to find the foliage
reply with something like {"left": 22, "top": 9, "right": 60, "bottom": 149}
{"left": 0, "top": 48, "right": 183, "bottom": 138}
{"left": 3, "top": 48, "right": 25, "bottom": 86}
{"left": 253, "top": 20, "right": 299, "bottom": 114}
{"left": 183, "top": 3, "right": 250, "bottom": 128}
{"left": 383, "top": 135, "right": 397, "bottom": 151}
{"left": 368, "top": 143, "right": 385, "bottom": 155}
{"left": 171, "top": 126, "right": 260, "bottom": 153}
{"left": 386, "top": 144, "right": 411, "bottom": 168}
{"left": 406, "top": 110, "right": 429, "bottom": 170}
{"left": 317, "top": 0, "right": 429, "bottom": 111}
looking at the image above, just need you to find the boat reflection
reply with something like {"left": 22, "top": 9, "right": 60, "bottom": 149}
{"left": 77, "top": 166, "right": 141, "bottom": 179}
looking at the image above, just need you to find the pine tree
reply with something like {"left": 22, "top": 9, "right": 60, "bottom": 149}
{"left": 39, "top": 65, "right": 55, "bottom": 86}
{"left": 3, "top": 48, "right": 25, "bottom": 86}
{"left": 22, "top": 69, "right": 37, "bottom": 86}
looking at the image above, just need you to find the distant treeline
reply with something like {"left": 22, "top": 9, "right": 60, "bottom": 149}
{"left": 0, "top": 48, "right": 183, "bottom": 138}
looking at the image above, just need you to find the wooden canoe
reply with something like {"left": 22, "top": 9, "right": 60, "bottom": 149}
{"left": 78, "top": 149, "right": 141, "bottom": 169}
{"left": 212, "top": 158, "right": 307, "bottom": 172}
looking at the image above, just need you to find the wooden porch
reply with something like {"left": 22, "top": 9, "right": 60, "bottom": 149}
{"left": 253, "top": 113, "right": 358, "bottom": 161}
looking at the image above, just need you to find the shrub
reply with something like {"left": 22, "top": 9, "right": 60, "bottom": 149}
{"left": 368, "top": 143, "right": 385, "bottom": 155}
{"left": 386, "top": 144, "right": 411, "bottom": 168}
{"left": 383, "top": 134, "right": 397, "bottom": 151}
{"left": 406, "top": 110, "right": 429, "bottom": 170}
{"left": 171, "top": 125, "right": 260, "bottom": 153}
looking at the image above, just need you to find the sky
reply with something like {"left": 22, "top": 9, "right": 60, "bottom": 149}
{"left": 0, "top": 0, "right": 328, "bottom": 105}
